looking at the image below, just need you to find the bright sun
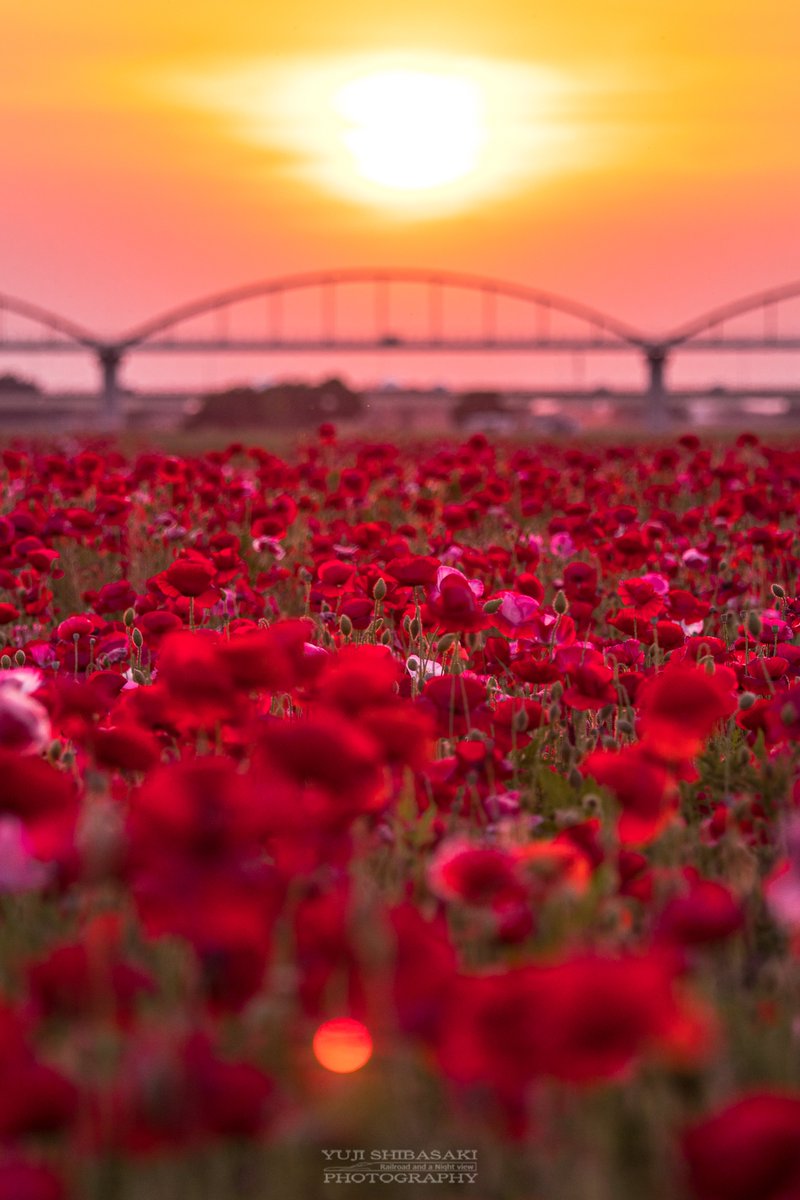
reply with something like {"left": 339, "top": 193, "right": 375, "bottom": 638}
{"left": 168, "top": 52, "right": 597, "bottom": 217}
{"left": 333, "top": 70, "right": 486, "bottom": 192}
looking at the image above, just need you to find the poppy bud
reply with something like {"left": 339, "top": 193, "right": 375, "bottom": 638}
{"left": 373, "top": 578, "right": 387, "bottom": 601}
{"left": 131, "top": 669, "right": 147, "bottom": 686}
{"left": 512, "top": 708, "right": 529, "bottom": 732}
{"left": 771, "top": 583, "right": 786, "bottom": 599}
{"left": 0, "top": 656, "right": 10, "bottom": 670}
{"left": 568, "top": 765, "right": 583, "bottom": 789}
{"left": 745, "top": 611, "right": 762, "bottom": 637}
{"left": 47, "top": 739, "right": 62, "bottom": 761}
{"left": 738, "top": 691, "right": 757, "bottom": 710}
{"left": 550, "top": 681, "right": 563, "bottom": 700}
{"left": 548, "top": 703, "right": 561, "bottom": 722}
{"left": 554, "top": 590, "right": 569, "bottom": 615}
{"left": 555, "top": 807, "right": 584, "bottom": 828}
{"left": 617, "top": 719, "right": 634, "bottom": 735}
{"left": 339, "top": 614, "right": 353, "bottom": 637}
{"left": 131, "top": 628, "right": 144, "bottom": 649}
{"left": 14, "top": 649, "right": 25, "bottom": 666}
{"left": 409, "top": 618, "right": 422, "bottom": 639}
{"left": 380, "top": 629, "right": 393, "bottom": 645}
{"left": 123, "top": 608, "right": 136, "bottom": 627}
{"left": 437, "top": 633, "right": 459, "bottom": 652}
{"left": 483, "top": 598, "right": 503, "bottom": 614}
{"left": 781, "top": 702, "right": 798, "bottom": 727}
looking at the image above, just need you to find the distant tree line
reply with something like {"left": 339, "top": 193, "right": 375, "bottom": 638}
{"left": 186, "top": 378, "right": 363, "bottom": 429}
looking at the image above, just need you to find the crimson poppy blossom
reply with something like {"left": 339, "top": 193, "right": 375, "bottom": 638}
{"left": 158, "top": 555, "right": 219, "bottom": 602}
{"left": 0, "top": 671, "right": 50, "bottom": 754}
{"left": 683, "top": 1092, "right": 800, "bottom": 1200}
{"left": 425, "top": 566, "right": 486, "bottom": 634}
{"left": 419, "top": 672, "right": 490, "bottom": 738}
{"left": 582, "top": 745, "right": 677, "bottom": 844}
{"left": 28, "top": 941, "right": 154, "bottom": 1025}
{"left": 655, "top": 873, "right": 744, "bottom": 946}
{"left": 489, "top": 591, "right": 541, "bottom": 638}
{"left": 0, "top": 751, "right": 78, "bottom": 863}
{"left": 637, "top": 663, "right": 738, "bottom": 762}
{"left": 563, "top": 660, "right": 618, "bottom": 711}
{"left": 0, "top": 1160, "right": 66, "bottom": 1200}
{"left": 428, "top": 837, "right": 528, "bottom": 909}
{"left": 94, "top": 1032, "right": 276, "bottom": 1153}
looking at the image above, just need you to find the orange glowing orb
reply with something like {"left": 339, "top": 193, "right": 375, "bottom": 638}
{"left": 313, "top": 1018, "right": 373, "bottom": 1073}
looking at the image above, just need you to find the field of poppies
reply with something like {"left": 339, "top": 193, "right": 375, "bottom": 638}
{"left": 0, "top": 426, "right": 799, "bottom": 1199}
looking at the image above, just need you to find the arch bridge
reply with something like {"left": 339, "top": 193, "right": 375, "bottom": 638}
{"left": 3, "top": 270, "right": 800, "bottom": 423}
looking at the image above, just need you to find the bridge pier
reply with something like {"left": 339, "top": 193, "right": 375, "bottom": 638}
{"left": 644, "top": 346, "right": 673, "bottom": 433}
{"left": 97, "top": 346, "right": 125, "bottom": 430}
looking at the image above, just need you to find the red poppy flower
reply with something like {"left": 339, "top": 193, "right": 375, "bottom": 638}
{"left": 0, "top": 1160, "right": 65, "bottom": 1200}
{"left": 313, "top": 643, "right": 403, "bottom": 715}
{"left": 683, "top": 1092, "right": 800, "bottom": 1200}
{"left": 390, "top": 902, "right": 458, "bottom": 1044}
{"left": 0, "top": 751, "right": 78, "bottom": 862}
{"left": 617, "top": 576, "right": 666, "bottom": 619}
{"left": 128, "top": 757, "right": 271, "bottom": 864}
{"left": 92, "top": 722, "right": 162, "bottom": 772}
{"left": 425, "top": 567, "right": 486, "bottom": 634}
{"left": 582, "top": 745, "right": 677, "bottom": 844}
{"left": 219, "top": 620, "right": 314, "bottom": 693}
{"left": 154, "top": 631, "right": 238, "bottom": 725}
{"left": 655, "top": 874, "right": 744, "bottom": 946}
{"left": 637, "top": 663, "right": 738, "bottom": 762}
{"left": 95, "top": 1032, "right": 275, "bottom": 1153}
{"left": 255, "top": 710, "right": 385, "bottom": 825}
{"left": 0, "top": 1065, "right": 76, "bottom": 1139}
{"left": 563, "top": 660, "right": 618, "bottom": 711}
{"left": 419, "top": 672, "right": 489, "bottom": 738}
{"left": 385, "top": 555, "right": 440, "bottom": 586}
{"left": 28, "top": 941, "right": 154, "bottom": 1025}
{"left": 428, "top": 837, "right": 528, "bottom": 909}
{"left": 160, "top": 556, "right": 218, "bottom": 600}
{"left": 489, "top": 591, "right": 541, "bottom": 637}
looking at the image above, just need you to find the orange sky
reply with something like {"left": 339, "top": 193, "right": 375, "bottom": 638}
{"left": 2, "top": 1, "right": 800, "bottom": 389}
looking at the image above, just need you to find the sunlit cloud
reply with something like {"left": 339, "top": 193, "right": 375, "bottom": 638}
{"left": 160, "top": 51, "right": 623, "bottom": 218}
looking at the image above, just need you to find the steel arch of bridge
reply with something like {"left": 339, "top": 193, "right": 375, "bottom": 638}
{"left": 0, "top": 292, "right": 98, "bottom": 351}
{"left": 664, "top": 279, "right": 800, "bottom": 350}
{"left": 116, "top": 268, "right": 649, "bottom": 350}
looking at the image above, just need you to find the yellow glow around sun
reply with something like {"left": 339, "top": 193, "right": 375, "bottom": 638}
{"left": 334, "top": 69, "right": 486, "bottom": 191}
{"left": 164, "top": 52, "right": 612, "bottom": 217}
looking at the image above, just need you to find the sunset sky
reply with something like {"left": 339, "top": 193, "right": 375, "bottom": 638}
{"left": 3, "top": 1, "right": 800, "bottom": 390}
